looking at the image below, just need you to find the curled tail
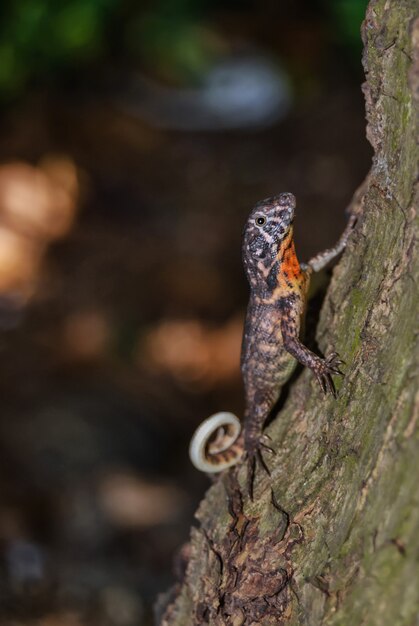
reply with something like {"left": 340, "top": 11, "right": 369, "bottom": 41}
{"left": 189, "top": 412, "right": 244, "bottom": 473}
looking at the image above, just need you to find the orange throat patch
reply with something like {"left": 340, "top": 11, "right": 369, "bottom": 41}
{"left": 276, "top": 230, "right": 305, "bottom": 293}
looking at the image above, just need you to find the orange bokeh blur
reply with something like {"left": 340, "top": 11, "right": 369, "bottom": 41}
{"left": 0, "top": 157, "right": 79, "bottom": 302}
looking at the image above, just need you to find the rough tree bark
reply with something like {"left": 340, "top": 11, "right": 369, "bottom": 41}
{"left": 158, "top": 0, "right": 419, "bottom": 624}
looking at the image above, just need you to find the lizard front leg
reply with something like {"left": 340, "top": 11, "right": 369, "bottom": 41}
{"left": 280, "top": 300, "right": 344, "bottom": 395}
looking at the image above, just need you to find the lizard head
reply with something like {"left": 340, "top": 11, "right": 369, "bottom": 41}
{"left": 242, "top": 192, "right": 296, "bottom": 287}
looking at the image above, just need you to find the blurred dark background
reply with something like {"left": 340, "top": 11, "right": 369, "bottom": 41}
{"left": 0, "top": 1, "right": 371, "bottom": 624}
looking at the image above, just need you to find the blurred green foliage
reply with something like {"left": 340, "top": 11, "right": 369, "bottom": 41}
{"left": 0, "top": 0, "right": 217, "bottom": 98}
{"left": 126, "top": 0, "right": 214, "bottom": 82}
{"left": 126, "top": 12, "right": 217, "bottom": 84}
{"left": 327, "top": 0, "right": 368, "bottom": 55}
{"left": 0, "top": 0, "right": 118, "bottom": 96}
{"left": 0, "top": 0, "right": 367, "bottom": 100}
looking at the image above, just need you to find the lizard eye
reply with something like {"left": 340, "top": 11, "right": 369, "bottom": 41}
{"left": 255, "top": 216, "right": 266, "bottom": 226}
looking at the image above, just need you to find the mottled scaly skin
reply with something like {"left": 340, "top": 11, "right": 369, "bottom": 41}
{"left": 241, "top": 193, "right": 343, "bottom": 489}
{"left": 189, "top": 192, "right": 352, "bottom": 494}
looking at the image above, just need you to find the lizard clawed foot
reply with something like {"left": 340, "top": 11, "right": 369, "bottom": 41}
{"left": 245, "top": 436, "right": 274, "bottom": 500}
{"left": 314, "top": 351, "right": 345, "bottom": 397}
{"left": 260, "top": 433, "right": 275, "bottom": 455}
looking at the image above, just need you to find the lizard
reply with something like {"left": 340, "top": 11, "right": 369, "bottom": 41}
{"left": 189, "top": 192, "right": 356, "bottom": 497}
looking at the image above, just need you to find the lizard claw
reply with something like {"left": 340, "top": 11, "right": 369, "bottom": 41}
{"left": 326, "top": 351, "right": 345, "bottom": 367}
{"left": 245, "top": 437, "right": 273, "bottom": 500}
{"left": 315, "top": 352, "right": 345, "bottom": 397}
{"left": 260, "top": 441, "right": 276, "bottom": 455}
{"left": 257, "top": 447, "right": 272, "bottom": 475}
{"left": 260, "top": 433, "right": 276, "bottom": 454}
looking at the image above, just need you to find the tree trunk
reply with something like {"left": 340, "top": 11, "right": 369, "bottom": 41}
{"left": 158, "top": 0, "right": 419, "bottom": 624}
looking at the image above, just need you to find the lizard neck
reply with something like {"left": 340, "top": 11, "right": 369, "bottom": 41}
{"left": 264, "top": 227, "right": 309, "bottom": 300}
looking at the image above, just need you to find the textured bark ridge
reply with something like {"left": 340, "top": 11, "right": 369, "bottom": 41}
{"left": 158, "top": 0, "right": 419, "bottom": 624}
